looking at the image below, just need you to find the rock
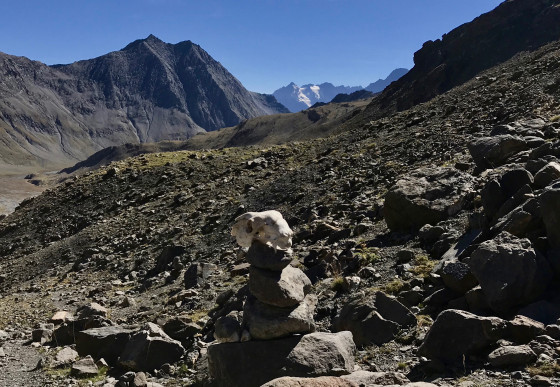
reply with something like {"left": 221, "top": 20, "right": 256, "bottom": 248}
{"left": 77, "top": 302, "right": 108, "bottom": 319}
{"left": 243, "top": 294, "right": 316, "bottom": 340}
{"left": 53, "top": 347, "right": 79, "bottom": 367}
{"left": 341, "top": 370, "right": 410, "bottom": 385}
{"left": 384, "top": 167, "right": 474, "bottom": 232}
{"left": 119, "top": 323, "right": 185, "bottom": 371}
{"left": 50, "top": 311, "right": 73, "bottom": 324}
{"left": 249, "top": 265, "right": 311, "bottom": 307}
{"left": 184, "top": 263, "right": 203, "bottom": 288}
{"left": 70, "top": 355, "right": 99, "bottom": 377}
{"left": 517, "top": 300, "right": 560, "bottom": 325}
{"left": 162, "top": 317, "right": 202, "bottom": 342}
{"left": 465, "top": 232, "right": 551, "bottom": 314}
{"left": 488, "top": 345, "right": 536, "bottom": 367}
{"left": 507, "top": 315, "right": 546, "bottom": 344}
{"left": 500, "top": 168, "right": 534, "bottom": 198}
{"left": 76, "top": 325, "right": 135, "bottom": 365}
{"left": 133, "top": 372, "right": 148, "bottom": 387}
{"left": 333, "top": 292, "right": 416, "bottom": 346}
{"left": 440, "top": 260, "right": 478, "bottom": 294}
{"left": 231, "top": 262, "right": 251, "bottom": 277}
{"left": 207, "top": 331, "right": 355, "bottom": 387}
{"left": 32, "top": 323, "right": 54, "bottom": 344}
{"left": 214, "top": 311, "right": 242, "bottom": 343}
{"left": 262, "top": 376, "right": 357, "bottom": 387}
{"left": 468, "top": 135, "right": 528, "bottom": 170}
{"left": 418, "top": 309, "right": 507, "bottom": 364}
{"left": 534, "top": 162, "right": 560, "bottom": 188}
{"left": 539, "top": 186, "right": 560, "bottom": 247}
{"left": 246, "top": 241, "right": 292, "bottom": 271}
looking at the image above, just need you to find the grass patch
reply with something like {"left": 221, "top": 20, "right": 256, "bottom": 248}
{"left": 527, "top": 362, "right": 560, "bottom": 377}
{"left": 417, "top": 314, "right": 434, "bottom": 328}
{"left": 410, "top": 254, "right": 436, "bottom": 278}
{"left": 550, "top": 114, "right": 560, "bottom": 122}
{"left": 355, "top": 245, "right": 381, "bottom": 265}
{"left": 331, "top": 277, "right": 347, "bottom": 292}
{"left": 383, "top": 279, "right": 405, "bottom": 295}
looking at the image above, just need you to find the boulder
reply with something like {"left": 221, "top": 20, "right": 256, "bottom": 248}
{"left": 534, "top": 162, "right": 560, "bottom": 188}
{"left": 468, "top": 135, "right": 528, "bottom": 170}
{"left": 506, "top": 315, "right": 546, "bottom": 344}
{"left": 207, "top": 331, "right": 355, "bottom": 387}
{"left": 77, "top": 302, "right": 107, "bottom": 319}
{"left": 70, "top": 355, "right": 99, "bottom": 377}
{"left": 333, "top": 292, "right": 416, "bottom": 346}
{"left": 52, "top": 347, "right": 79, "bottom": 367}
{"left": 418, "top": 309, "right": 507, "bottom": 364}
{"left": 243, "top": 294, "right": 316, "bottom": 340}
{"left": 32, "top": 323, "right": 54, "bottom": 344}
{"left": 76, "top": 326, "right": 134, "bottom": 365}
{"left": 465, "top": 232, "right": 551, "bottom": 314}
{"left": 488, "top": 345, "right": 536, "bottom": 367}
{"left": 341, "top": 370, "right": 409, "bottom": 385}
{"left": 249, "top": 265, "right": 311, "bottom": 307}
{"left": 539, "top": 186, "right": 560, "bottom": 247}
{"left": 262, "top": 376, "right": 356, "bottom": 387}
{"left": 440, "top": 260, "right": 478, "bottom": 294}
{"left": 246, "top": 241, "right": 292, "bottom": 271}
{"left": 162, "top": 317, "right": 202, "bottom": 342}
{"left": 119, "top": 323, "right": 185, "bottom": 371}
{"left": 384, "top": 167, "right": 474, "bottom": 232}
{"left": 214, "top": 311, "right": 242, "bottom": 343}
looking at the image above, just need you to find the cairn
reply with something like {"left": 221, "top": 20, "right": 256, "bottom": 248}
{"left": 208, "top": 210, "right": 356, "bottom": 387}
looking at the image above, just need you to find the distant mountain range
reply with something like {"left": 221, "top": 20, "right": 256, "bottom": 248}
{"left": 272, "top": 68, "right": 408, "bottom": 112}
{"left": 0, "top": 35, "right": 287, "bottom": 169}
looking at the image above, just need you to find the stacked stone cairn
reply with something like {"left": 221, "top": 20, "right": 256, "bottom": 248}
{"left": 208, "top": 210, "right": 356, "bottom": 387}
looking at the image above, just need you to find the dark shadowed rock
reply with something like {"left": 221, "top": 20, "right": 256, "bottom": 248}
{"left": 465, "top": 232, "right": 551, "bottom": 314}
{"left": 506, "top": 315, "right": 546, "bottom": 344}
{"left": 440, "top": 259, "right": 478, "bottom": 294}
{"left": 384, "top": 167, "right": 474, "bottom": 232}
{"left": 534, "top": 162, "right": 560, "bottom": 188}
{"left": 246, "top": 241, "right": 292, "bottom": 271}
{"left": 76, "top": 326, "right": 134, "bottom": 365}
{"left": 468, "top": 136, "right": 528, "bottom": 170}
{"left": 418, "top": 309, "right": 507, "bottom": 364}
{"left": 333, "top": 292, "right": 416, "bottom": 346}
{"left": 214, "top": 311, "right": 242, "bottom": 343}
{"left": 119, "top": 323, "right": 184, "bottom": 371}
{"left": 539, "top": 186, "right": 560, "bottom": 247}
{"left": 488, "top": 345, "right": 536, "bottom": 367}
{"left": 208, "top": 331, "right": 355, "bottom": 387}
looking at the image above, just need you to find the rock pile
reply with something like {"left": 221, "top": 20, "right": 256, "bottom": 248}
{"left": 208, "top": 211, "right": 356, "bottom": 387}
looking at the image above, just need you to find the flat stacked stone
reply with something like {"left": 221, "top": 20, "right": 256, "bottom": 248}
{"left": 243, "top": 241, "right": 316, "bottom": 339}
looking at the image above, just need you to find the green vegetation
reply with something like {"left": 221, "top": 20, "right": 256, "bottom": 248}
{"left": 382, "top": 279, "right": 405, "bottom": 294}
{"left": 331, "top": 276, "right": 347, "bottom": 292}
{"left": 355, "top": 245, "right": 381, "bottom": 265}
{"left": 410, "top": 254, "right": 436, "bottom": 277}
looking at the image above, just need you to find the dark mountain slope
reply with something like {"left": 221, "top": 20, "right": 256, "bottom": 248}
{"left": 0, "top": 35, "right": 286, "bottom": 170}
{"left": 368, "top": 0, "right": 560, "bottom": 116}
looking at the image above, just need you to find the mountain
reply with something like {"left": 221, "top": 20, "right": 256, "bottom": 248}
{"left": 364, "top": 68, "right": 409, "bottom": 93}
{"left": 273, "top": 82, "right": 363, "bottom": 112}
{"left": 273, "top": 68, "right": 408, "bottom": 112}
{"left": 366, "top": 0, "right": 560, "bottom": 117}
{"left": 0, "top": 35, "right": 287, "bottom": 170}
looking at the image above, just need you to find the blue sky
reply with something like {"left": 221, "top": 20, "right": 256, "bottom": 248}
{"left": 0, "top": 0, "right": 502, "bottom": 93}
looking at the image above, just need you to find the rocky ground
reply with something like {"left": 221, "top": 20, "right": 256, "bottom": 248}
{"left": 0, "top": 38, "right": 559, "bottom": 387}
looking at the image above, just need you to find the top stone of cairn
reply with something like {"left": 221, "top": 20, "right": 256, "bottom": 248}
{"left": 231, "top": 210, "right": 293, "bottom": 251}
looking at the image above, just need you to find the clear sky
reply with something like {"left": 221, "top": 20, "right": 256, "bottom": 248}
{"left": 0, "top": 0, "right": 503, "bottom": 94}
